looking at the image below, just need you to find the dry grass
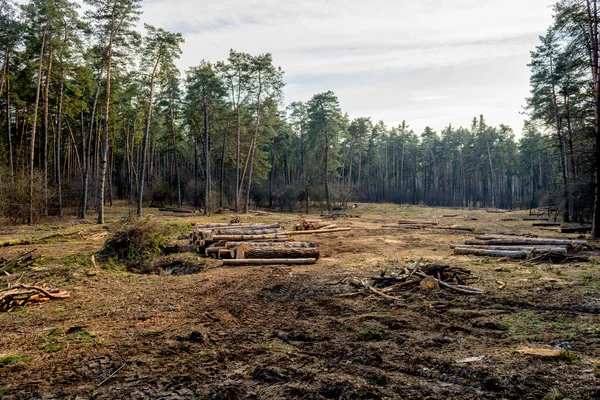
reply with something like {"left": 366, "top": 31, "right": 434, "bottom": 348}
{"left": 0, "top": 203, "right": 599, "bottom": 399}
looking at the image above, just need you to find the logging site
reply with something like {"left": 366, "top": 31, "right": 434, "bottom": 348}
{"left": 1, "top": 203, "right": 600, "bottom": 399}
{"left": 4, "top": 0, "right": 600, "bottom": 398}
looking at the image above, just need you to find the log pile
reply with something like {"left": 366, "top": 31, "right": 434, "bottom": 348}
{"left": 384, "top": 219, "right": 474, "bottom": 232}
{"left": 452, "top": 236, "right": 588, "bottom": 263}
{"left": 0, "top": 250, "right": 40, "bottom": 274}
{"left": 294, "top": 219, "right": 337, "bottom": 231}
{"left": 190, "top": 222, "right": 352, "bottom": 266}
{"left": 1, "top": 284, "right": 70, "bottom": 312}
{"left": 350, "top": 261, "right": 485, "bottom": 299}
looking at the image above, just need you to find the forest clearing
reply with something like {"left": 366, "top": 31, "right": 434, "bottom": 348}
{"left": 0, "top": 203, "right": 599, "bottom": 399}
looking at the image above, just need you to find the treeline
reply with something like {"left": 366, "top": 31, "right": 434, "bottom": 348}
{"left": 0, "top": 0, "right": 599, "bottom": 231}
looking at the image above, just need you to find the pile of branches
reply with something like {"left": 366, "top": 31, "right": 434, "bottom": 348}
{"left": 350, "top": 261, "right": 485, "bottom": 300}
{"left": 1, "top": 284, "right": 70, "bottom": 312}
{"left": 0, "top": 250, "right": 40, "bottom": 274}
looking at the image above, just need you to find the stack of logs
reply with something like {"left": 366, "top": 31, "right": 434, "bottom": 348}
{"left": 294, "top": 219, "right": 337, "bottom": 231}
{"left": 384, "top": 219, "right": 474, "bottom": 232}
{"left": 190, "top": 222, "right": 351, "bottom": 266}
{"left": 452, "top": 236, "right": 588, "bottom": 263}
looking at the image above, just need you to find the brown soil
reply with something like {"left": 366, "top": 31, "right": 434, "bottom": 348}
{"left": 0, "top": 204, "right": 599, "bottom": 399}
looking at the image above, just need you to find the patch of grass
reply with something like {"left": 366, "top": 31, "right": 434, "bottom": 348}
{"left": 0, "top": 355, "right": 32, "bottom": 366}
{"left": 560, "top": 349, "right": 577, "bottom": 364}
{"left": 70, "top": 329, "right": 98, "bottom": 344}
{"left": 594, "top": 364, "right": 600, "bottom": 378}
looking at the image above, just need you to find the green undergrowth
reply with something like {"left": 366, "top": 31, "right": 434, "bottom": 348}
{"left": 97, "top": 218, "right": 187, "bottom": 274}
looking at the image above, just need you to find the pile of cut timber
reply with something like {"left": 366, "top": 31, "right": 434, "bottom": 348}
{"left": 190, "top": 222, "right": 351, "bottom": 266}
{"left": 350, "top": 261, "right": 484, "bottom": 299}
{"left": 384, "top": 219, "right": 474, "bottom": 232}
{"left": 452, "top": 236, "right": 588, "bottom": 262}
{"left": 1, "top": 284, "right": 70, "bottom": 312}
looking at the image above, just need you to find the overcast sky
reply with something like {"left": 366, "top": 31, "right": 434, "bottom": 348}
{"left": 142, "top": 0, "right": 555, "bottom": 135}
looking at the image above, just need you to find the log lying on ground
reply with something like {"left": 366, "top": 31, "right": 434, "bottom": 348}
{"left": 398, "top": 219, "right": 438, "bottom": 225}
{"left": 433, "top": 225, "right": 474, "bottom": 232}
{"left": 486, "top": 209, "right": 511, "bottom": 213}
{"left": 226, "top": 241, "right": 314, "bottom": 249}
{"left": 159, "top": 207, "right": 197, "bottom": 213}
{"left": 285, "top": 227, "right": 351, "bottom": 236}
{"left": 532, "top": 222, "right": 561, "bottom": 227}
{"left": 235, "top": 244, "right": 320, "bottom": 260}
{"left": 559, "top": 226, "right": 592, "bottom": 234}
{"left": 454, "top": 248, "right": 532, "bottom": 259}
{"left": 0, "top": 249, "right": 40, "bottom": 274}
{"left": 210, "top": 228, "right": 282, "bottom": 237}
{"left": 453, "top": 245, "right": 568, "bottom": 254}
{"left": 523, "top": 217, "right": 550, "bottom": 221}
{"left": 465, "top": 238, "right": 586, "bottom": 246}
{"left": 443, "top": 214, "right": 458, "bottom": 217}
{"left": 222, "top": 258, "right": 317, "bottom": 266}
{"left": 211, "top": 233, "right": 289, "bottom": 241}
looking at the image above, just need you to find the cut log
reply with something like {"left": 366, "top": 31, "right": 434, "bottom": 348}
{"left": 453, "top": 245, "right": 568, "bottom": 254}
{"left": 434, "top": 225, "right": 474, "bottom": 232}
{"left": 443, "top": 214, "right": 458, "bottom": 217}
{"left": 224, "top": 239, "right": 293, "bottom": 247}
{"left": 218, "top": 248, "right": 234, "bottom": 259}
{"left": 559, "top": 226, "right": 592, "bottom": 234}
{"left": 222, "top": 258, "right": 317, "bottom": 266}
{"left": 226, "top": 241, "right": 314, "bottom": 249}
{"left": 465, "top": 238, "right": 587, "bottom": 246}
{"left": 210, "top": 228, "right": 282, "bottom": 237}
{"left": 285, "top": 228, "right": 351, "bottom": 236}
{"left": 523, "top": 217, "right": 550, "bottom": 221}
{"left": 486, "top": 209, "right": 511, "bottom": 213}
{"left": 159, "top": 207, "right": 197, "bottom": 213}
{"left": 235, "top": 245, "right": 320, "bottom": 260}
{"left": 454, "top": 248, "right": 532, "bottom": 259}
{"left": 398, "top": 219, "right": 438, "bottom": 225}
{"left": 211, "top": 233, "right": 289, "bottom": 241}
{"left": 532, "top": 222, "right": 561, "bottom": 227}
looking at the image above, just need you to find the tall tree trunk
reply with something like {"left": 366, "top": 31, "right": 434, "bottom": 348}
{"left": 6, "top": 62, "right": 13, "bottom": 180}
{"left": 137, "top": 55, "right": 160, "bottom": 216}
{"left": 587, "top": 0, "right": 600, "bottom": 237}
{"left": 55, "top": 75, "right": 64, "bottom": 217}
{"left": 269, "top": 141, "right": 276, "bottom": 208}
{"left": 244, "top": 74, "right": 263, "bottom": 214}
{"left": 324, "top": 130, "right": 331, "bottom": 213}
{"left": 203, "top": 95, "right": 209, "bottom": 214}
{"left": 219, "top": 120, "right": 229, "bottom": 208}
{"left": 42, "top": 47, "right": 53, "bottom": 216}
{"left": 28, "top": 26, "right": 48, "bottom": 225}
{"left": 170, "top": 94, "right": 181, "bottom": 208}
{"left": 81, "top": 68, "right": 102, "bottom": 218}
{"left": 97, "top": 14, "right": 116, "bottom": 224}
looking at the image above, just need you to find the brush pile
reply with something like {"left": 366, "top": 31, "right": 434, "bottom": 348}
{"left": 452, "top": 236, "right": 589, "bottom": 263}
{"left": 0, "top": 250, "right": 40, "bottom": 274}
{"left": 1, "top": 284, "right": 70, "bottom": 312}
{"left": 384, "top": 219, "right": 474, "bottom": 232}
{"left": 190, "top": 222, "right": 351, "bottom": 266}
{"left": 350, "top": 261, "right": 484, "bottom": 299}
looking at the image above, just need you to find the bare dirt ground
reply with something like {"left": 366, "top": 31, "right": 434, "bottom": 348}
{"left": 1, "top": 203, "right": 600, "bottom": 399}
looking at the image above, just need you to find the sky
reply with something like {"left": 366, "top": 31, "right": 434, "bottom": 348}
{"left": 141, "top": 0, "right": 556, "bottom": 135}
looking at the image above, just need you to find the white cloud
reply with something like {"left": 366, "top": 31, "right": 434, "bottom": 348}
{"left": 141, "top": 0, "right": 555, "bottom": 135}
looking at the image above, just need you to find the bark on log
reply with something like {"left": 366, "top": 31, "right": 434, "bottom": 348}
{"left": 218, "top": 248, "right": 234, "bottom": 259}
{"left": 226, "top": 241, "right": 314, "bottom": 249}
{"left": 284, "top": 228, "right": 351, "bottom": 236}
{"left": 454, "top": 248, "right": 532, "bottom": 259}
{"left": 453, "top": 245, "right": 568, "bottom": 254}
{"left": 236, "top": 245, "right": 320, "bottom": 260}
{"left": 523, "top": 217, "right": 550, "bottom": 221}
{"left": 465, "top": 238, "right": 587, "bottom": 246}
{"left": 486, "top": 209, "right": 511, "bottom": 213}
{"left": 222, "top": 258, "right": 317, "bottom": 266}
{"left": 433, "top": 225, "right": 474, "bottom": 232}
{"left": 398, "top": 219, "right": 438, "bottom": 225}
{"left": 210, "top": 228, "right": 282, "bottom": 237}
{"left": 532, "top": 223, "right": 561, "bottom": 227}
{"left": 211, "top": 233, "right": 289, "bottom": 241}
